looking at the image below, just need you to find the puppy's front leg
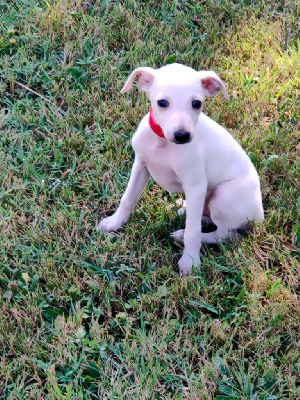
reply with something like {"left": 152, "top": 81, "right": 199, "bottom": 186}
{"left": 98, "top": 160, "right": 150, "bottom": 232}
{"left": 178, "top": 186, "right": 206, "bottom": 275}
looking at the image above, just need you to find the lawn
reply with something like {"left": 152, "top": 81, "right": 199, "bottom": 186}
{"left": 0, "top": 0, "right": 299, "bottom": 399}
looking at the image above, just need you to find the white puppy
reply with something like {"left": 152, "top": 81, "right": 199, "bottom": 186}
{"left": 98, "top": 63, "right": 264, "bottom": 275}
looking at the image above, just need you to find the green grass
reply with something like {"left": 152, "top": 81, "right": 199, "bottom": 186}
{"left": 0, "top": 0, "right": 299, "bottom": 398}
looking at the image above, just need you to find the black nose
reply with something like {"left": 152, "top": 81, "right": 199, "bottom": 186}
{"left": 174, "top": 130, "right": 191, "bottom": 144}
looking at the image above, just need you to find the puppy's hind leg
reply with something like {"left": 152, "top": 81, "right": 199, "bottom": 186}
{"left": 204, "top": 178, "right": 263, "bottom": 244}
{"left": 171, "top": 214, "right": 213, "bottom": 245}
{"left": 171, "top": 227, "right": 239, "bottom": 245}
{"left": 201, "top": 228, "right": 240, "bottom": 244}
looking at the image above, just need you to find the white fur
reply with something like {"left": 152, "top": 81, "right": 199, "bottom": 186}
{"left": 98, "top": 64, "right": 264, "bottom": 275}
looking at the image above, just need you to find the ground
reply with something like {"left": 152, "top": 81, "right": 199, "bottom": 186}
{"left": 0, "top": 0, "right": 299, "bottom": 399}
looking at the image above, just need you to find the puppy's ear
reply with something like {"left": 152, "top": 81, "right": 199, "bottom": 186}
{"left": 199, "top": 71, "right": 229, "bottom": 100}
{"left": 121, "top": 67, "right": 156, "bottom": 93}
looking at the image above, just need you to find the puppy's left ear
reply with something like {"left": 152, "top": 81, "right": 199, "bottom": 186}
{"left": 199, "top": 71, "right": 230, "bottom": 100}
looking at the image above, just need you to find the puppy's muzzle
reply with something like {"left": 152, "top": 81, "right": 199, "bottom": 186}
{"left": 174, "top": 130, "right": 191, "bottom": 144}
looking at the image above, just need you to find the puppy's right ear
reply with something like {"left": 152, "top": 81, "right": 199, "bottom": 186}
{"left": 121, "top": 67, "right": 155, "bottom": 93}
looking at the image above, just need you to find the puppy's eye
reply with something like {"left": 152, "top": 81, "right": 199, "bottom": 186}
{"left": 157, "top": 99, "right": 169, "bottom": 108}
{"left": 192, "top": 100, "right": 202, "bottom": 110}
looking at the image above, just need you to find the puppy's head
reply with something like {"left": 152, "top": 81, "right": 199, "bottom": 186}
{"left": 121, "top": 63, "right": 229, "bottom": 144}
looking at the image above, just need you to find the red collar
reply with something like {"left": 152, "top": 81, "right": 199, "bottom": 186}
{"left": 149, "top": 107, "right": 165, "bottom": 138}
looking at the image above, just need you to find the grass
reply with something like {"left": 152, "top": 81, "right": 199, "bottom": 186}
{"left": 0, "top": 0, "right": 299, "bottom": 398}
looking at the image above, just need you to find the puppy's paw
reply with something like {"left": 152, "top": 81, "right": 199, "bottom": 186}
{"left": 176, "top": 198, "right": 186, "bottom": 216}
{"left": 178, "top": 252, "right": 200, "bottom": 276}
{"left": 97, "top": 213, "right": 126, "bottom": 232}
{"left": 177, "top": 207, "right": 186, "bottom": 217}
{"left": 170, "top": 229, "right": 185, "bottom": 243}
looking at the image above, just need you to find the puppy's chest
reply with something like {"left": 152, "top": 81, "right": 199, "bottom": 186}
{"left": 139, "top": 146, "right": 183, "bottom": 193}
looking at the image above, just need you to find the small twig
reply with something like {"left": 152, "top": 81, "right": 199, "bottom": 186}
{"left": 16, "top": 81, "right": 51, "bottom": 103}
{"left": 15, "top": 81, "right": 65, "bottom": 115}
